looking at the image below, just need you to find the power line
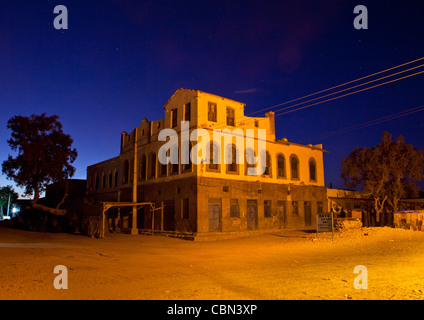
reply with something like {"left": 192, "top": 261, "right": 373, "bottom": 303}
{"left": 247, "top": 56, "right": 424, "bottom": 116}
{"left": 306, "top": 104, "right": 424, "bottom": 142}
{"left": 209, "top": 68, "right": 424, "bottom": 130}
{"left": 275, "top": 69, "right": 424, "bottom": 117}
{"left": 271, "top": 63, "right": 424, "bottom": 115}
{"left": 206, "top": 57, "right": 424, "bottom": 131}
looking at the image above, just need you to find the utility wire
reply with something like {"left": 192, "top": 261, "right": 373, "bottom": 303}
{"left": 271, "top": 63, "right": 424, "bottom": 115}
{"left": 207, "top": 57, "right": 424, "bottom": 130}
{"left": 308, "top": 104, "right": 424, "bottom": 141}
{"left": 209, "top": 67, "right": 424, "bottom": 130}
{"left": 247, "top": 56, "right": 424, "bottom": 116}
{"left": 274, "top": 69, "right": 424, "bottom": 117}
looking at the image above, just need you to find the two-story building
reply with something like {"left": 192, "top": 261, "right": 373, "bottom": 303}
{"left": 85, "top": 89, "right": 328, "bottom": 238}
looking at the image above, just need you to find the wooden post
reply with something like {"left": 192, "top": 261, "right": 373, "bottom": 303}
{"left": 131, "top": 128, "right": 138, "bottom": 235}
{"left": 151, "top": 204, "right": 155, "bottom": 235}
{"left": 102, "top": 206, "right": 106, "bottom": 238}
{"left": 161, "top": 201, "right": 164, "bottom": 231}
{"left": 117, "top": 190, "right": 121, "bottom": 231}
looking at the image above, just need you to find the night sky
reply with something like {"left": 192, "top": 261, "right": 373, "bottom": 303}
{"left": 1, "top": 0, "right": 424, "bottom": 198}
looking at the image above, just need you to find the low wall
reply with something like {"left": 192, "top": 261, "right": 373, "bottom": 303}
{"left": 394, "top": 211, "right": 424, "bottom": 231}
{"left": 82, "top": 203, "right": 104, "bottom": 237}
{"left": 334, "top": 218, "right": 362, "bottom": 231}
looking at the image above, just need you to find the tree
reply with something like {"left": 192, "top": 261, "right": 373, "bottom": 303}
{"left": 2, "top": 114, "right": 77, "bottom": 214}
{"left": 382, "top": 132, "right": 424, "bottom": 212}
{"left": 341, "top": 143, "right": 390, "bottom": 221}
{"left": 341, "top": 131, "right": 424, "bottom": 220}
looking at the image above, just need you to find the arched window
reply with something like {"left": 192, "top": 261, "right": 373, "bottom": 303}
{"left": 245, "top": 148, "right": 256, "bottom": 175}
{"left": 114, "top": 170, "right": 118, "bottom": 187}
{"left": 140, "top": 155, "right": 146, "bottom": 180}
{"left": 226, "top": 144, "right": 238, "bottom": 173}
{"left": 208, "top": 142, "right": 220, "bottom": 170}
{"left": 108, "top": 172, "right": 113, "bottom": 188}
{"left": 263, "top": 151, "right": 271, "bottom": 176}
{"left": 150, "top": 153, "right": 156, "bottom": 178}
{"left": 290, "top": 155, "right": 299, "bottom": 180}
{"left": 160, "top": 151, "right": 167, "bottom": 176}
{"left": 170, "top": 148, "right": 179, "bottom": 174}
{"left": 309, "top": 158, "right": 317, "bottom": 181}
{"left": 183, "top": 143, "right": 192, "bottom": 171}
{"left": 122, "top": 160, "right": 129, "bottom": 184}
{"left": 277, "top": 154, "right": 286, "bottom": 178}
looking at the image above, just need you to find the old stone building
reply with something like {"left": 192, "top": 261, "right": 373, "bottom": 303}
{"left": 85, "top": 89, "right": 328, "bottom": 238}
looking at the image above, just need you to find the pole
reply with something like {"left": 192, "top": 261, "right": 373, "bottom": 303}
{"left": 131, "top": 127, "right": 138, "bottom": 235}
{"left": 331, "top": 210, "right": 334, "bottom": 241}
{"left": 117, "top": 190, "right": 121, "bottom": 231}
{"left": 161, "top": 201, "right": 164, "bottom": 231}
{"left": 151, "top": 204, "right": 155, "bottom": 235}
{"left": 6, "top": 193, "right": 11, "bottom": 217}
{"left": 315, "top": 212, "right": 318, "bottom": 241}
{"left": 102, "top": 207, "right": 106, "bottom": 238}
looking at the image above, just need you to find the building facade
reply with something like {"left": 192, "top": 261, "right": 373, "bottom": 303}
{"left": 86, "top": 89, "right": 328, "bottom": 237}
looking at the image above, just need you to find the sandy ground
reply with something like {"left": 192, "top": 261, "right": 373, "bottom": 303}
{"left": 0, "top": 226, "right": 423, "bottom": 300}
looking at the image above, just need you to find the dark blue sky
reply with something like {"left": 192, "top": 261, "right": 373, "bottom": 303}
{"left": 1, "top": 0, "right": 424, "bottom": 197}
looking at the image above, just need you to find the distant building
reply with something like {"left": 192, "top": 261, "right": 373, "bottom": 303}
{"left": 86, "top": 89, "right": 329, "bottom": 238}
{"left": 327, "top": 188, "right": 366, "bottom": 220}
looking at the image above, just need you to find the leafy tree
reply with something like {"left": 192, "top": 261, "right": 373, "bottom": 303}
{"left": 382, "top": 132, "right": 424, "bottom": 212}
{"left": 341, "top": 142, "right": 390, "bottom": 220}
{"left": 341, "top": 131, "right": 424, "bottom": 219}
{"left": 2, "top": 114, "right": 77, "bottom": 212}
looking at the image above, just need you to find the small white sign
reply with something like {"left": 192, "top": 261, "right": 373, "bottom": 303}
{"left": 317, "top": 212, "right": 333, "bottom": 232}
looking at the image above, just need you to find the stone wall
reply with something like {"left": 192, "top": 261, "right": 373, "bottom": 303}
{"left": 197, "top": 177, "right": 328, "bottom": 233}
{"left": 394, "top": 211, "right": 424, "bottom": 231}
{"left": 81, "top": 202, "right": 104, "bottom": 237}
{"left": 333, "top": 218, "right": 362, "bottom": 231}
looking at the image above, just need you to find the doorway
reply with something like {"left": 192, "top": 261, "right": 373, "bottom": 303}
{"left": 304, "top": 201, "right": 312, "bottom": 227}
{"left": 277, "top": 201, "right": 287, "bottom": 228}
{"left": 208, "top": 198, "right": 221, "bottom": 232}
{"left": 163, "top": 200, "right": 175, "bottom": 231}
{"left": 247, "top": 199, "right": 258, "bottom": 230}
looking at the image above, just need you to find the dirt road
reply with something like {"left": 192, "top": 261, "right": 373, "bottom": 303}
{"left": 1, "top": 226, "right": 423, "bottom": 300}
